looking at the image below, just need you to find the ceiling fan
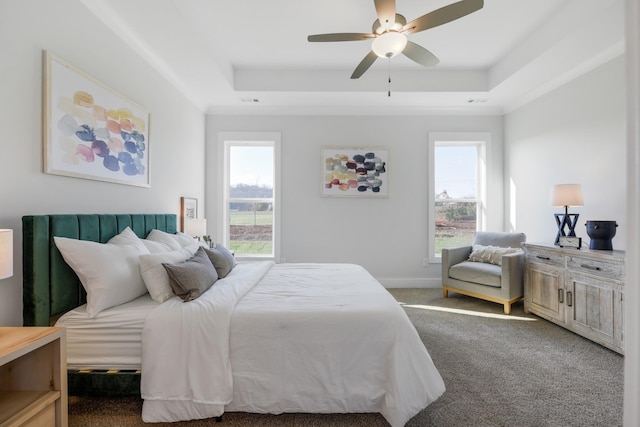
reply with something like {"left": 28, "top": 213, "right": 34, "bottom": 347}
{"left": 307, "top": 0, "right": 484, "bottom": 79}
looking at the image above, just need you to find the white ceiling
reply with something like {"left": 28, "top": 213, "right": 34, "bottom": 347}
{"left": 80, "top": 0, "right": 624, "bottom": 115}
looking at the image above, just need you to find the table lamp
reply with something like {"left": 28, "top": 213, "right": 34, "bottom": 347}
{"left": 184, "top": 218, "right": 207, "bottom": 241}
{"left": 550, "top": 184, "right": 583, "bottom": 245}
{"left": 0, "top": 229, "right": 13, "bottom": 279}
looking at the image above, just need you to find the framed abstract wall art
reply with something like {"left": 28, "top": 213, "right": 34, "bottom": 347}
{"left": 322, "top": 147, "right": 389, "bottom": 198}
{"left": 43, "top": 50, "right": 150, "bottom": 187}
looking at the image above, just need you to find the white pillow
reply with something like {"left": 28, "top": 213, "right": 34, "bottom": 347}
{"left": 54, "top": 236, "right": 148, "bottom": 318}
{"left": 175, "top": 232, "right": 198, "bottom": 247}
{"left": 139, "top": 246, "right": 197, "bottom": 302}
{"left": 146, "top": 229, "right": 182, "bottom": 250}
{"left": 141, "top": 239, "right": 174, "bottom": 253}
{"left": 107, "top": 226, "right": 150, "bottom": 254}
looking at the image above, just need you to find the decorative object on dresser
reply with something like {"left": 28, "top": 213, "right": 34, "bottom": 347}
{"left": 585, "top": 220, "right": 618, "bottom": 250}
{"left": 558, "top": 236, "right": 582, "bottom": 249}
{"left": 441, "top": 231, "right": 526, "bottom": 315}
{"left": 523, "top": 243, "right": 624, "bottom": 354}
{"left": 550, "top": 184, "right": 583, "bottom": 245}
{"left": 0, "top": 228, "right": 12, "bottom": 279}
{"left": 0, "top": 327, "right": 67, "bottom": 427}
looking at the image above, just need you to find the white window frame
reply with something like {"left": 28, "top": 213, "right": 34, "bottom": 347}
{"left": 218, "top": 132, "right": 281, "bottom": 261}
{"left": 428, "top": 132, "right": 488, "bottom": 264}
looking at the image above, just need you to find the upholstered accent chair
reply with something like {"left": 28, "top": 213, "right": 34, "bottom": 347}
{"left": 441, "top": 231, "right": 526, "bottom": 315}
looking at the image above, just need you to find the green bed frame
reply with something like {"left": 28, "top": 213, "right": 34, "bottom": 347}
{"left": 22, "top": 213, "right": 177, "bottom": 396}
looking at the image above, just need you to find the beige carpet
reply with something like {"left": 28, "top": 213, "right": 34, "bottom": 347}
{"left": 69, "top": 288, "right": 623, "bottom": 426}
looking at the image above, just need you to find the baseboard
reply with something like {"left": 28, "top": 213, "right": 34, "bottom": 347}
{"left": 377, "top": 277, "right": 442, "bottom": 289}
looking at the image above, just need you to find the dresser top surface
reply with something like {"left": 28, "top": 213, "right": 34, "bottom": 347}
{"left": 524, "top": 242, "right": 625, "bottom": 261}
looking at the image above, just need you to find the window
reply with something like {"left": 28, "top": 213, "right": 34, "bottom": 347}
{"left": 220, "top": 132, "right": 280, "bottom": 259}
{"left": 428, "top": 133, "right": 487, "bottom": 263}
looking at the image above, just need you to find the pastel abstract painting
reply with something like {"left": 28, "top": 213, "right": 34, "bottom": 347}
{"left": 322, "top": 147, "right": 388, "bottom": 197}
{"left": 43, "top": 51, "right": 150, "bottom": 187}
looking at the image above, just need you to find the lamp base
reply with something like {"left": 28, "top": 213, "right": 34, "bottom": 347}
{"left": 554, "top": 213, "right": 579, "bottom": 245}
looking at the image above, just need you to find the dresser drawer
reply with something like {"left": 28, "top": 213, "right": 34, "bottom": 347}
{"left": 525, "top": 247, "right": 564, "bottom": 268}
{"left": 567, "top": 255, "right": 624, "bottom": 281}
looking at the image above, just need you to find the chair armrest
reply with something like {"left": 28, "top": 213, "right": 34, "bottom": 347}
{"left": 441, "top": 245, "right": 472, "bottom": 280}
{"left": 500, "top": 251, "right": 525, "bottom": 298}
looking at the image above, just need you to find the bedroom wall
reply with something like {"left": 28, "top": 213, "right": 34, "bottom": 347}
{"left": 504, "top": 55, "right": 626, "bottom": 249}
{"left": 0, "top": 0, "right": 206, "bottom": 326}
{"left": 205, "top": 114, "right": 504, "bottom": 287}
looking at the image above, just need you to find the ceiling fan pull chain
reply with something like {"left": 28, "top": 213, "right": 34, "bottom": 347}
{"left": 388, "top": 57, "right": 391, "bottom": 97}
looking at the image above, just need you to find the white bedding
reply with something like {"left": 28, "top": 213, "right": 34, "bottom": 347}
{"left": 55, "top": 293, "right": 159, "bottom": 370}
{"left": 141, "top": 260, "right": 272, "bottom": 422}
{"left": 141, "top": 262, "right": 445, "bottom": 427}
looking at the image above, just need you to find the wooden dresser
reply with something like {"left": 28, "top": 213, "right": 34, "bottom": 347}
{"left": 0, "top": 327, "right": 67, "bottom": 426}
{"left": 523, "top": 243, "right": 625, "bottom": 354}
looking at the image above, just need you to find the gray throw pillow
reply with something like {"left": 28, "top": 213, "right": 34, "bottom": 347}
{"left": 162, "top": 247, "right": 218, "bottom": 302}
{"left": 203, "top": 244, "right": 237, "bottom": 278}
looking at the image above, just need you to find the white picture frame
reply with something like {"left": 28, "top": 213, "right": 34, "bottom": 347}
{"left": 43, "top": 50, "right": 150, "bottom": 187}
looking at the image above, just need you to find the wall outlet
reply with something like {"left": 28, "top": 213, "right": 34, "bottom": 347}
{"left": 422, "top": 258, "right": 429, "bottom": 267}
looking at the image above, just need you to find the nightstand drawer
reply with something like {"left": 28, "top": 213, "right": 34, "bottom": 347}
{"left": 567, "top": 256, "right": 624, "bottom": 281}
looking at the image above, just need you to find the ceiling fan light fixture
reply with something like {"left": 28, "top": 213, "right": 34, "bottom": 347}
{"left": 371, "top": 31, "right": 407, "bottom": 59}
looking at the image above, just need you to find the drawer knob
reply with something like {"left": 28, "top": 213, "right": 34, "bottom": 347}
{"left": 536, "top": 255, "right": 551, "bottom": 260}
{"left": 580, "top": 264, "right": 601, "bottom": 271}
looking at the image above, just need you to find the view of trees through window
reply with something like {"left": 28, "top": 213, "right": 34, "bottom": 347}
{"left": 434, "top": 144, "right": 479, "bottom": 256}
{"left": 228, "top": 184, "right": 273, "bottom": 255}
{"left": 227, "top": 143, "right": 275, "bottom": 256}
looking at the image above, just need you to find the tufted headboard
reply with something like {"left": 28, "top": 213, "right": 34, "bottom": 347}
{"left": 22, "top": 214, "right": 177, "bottom": 326}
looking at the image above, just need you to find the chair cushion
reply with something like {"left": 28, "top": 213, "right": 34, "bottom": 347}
{"left": 473, "top": 231, "right": 526, "bottom": 248}
{"left": 449, "top": 261, "right": 502, "bottom": 288}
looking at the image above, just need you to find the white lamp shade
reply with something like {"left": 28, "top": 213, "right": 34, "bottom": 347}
{"left": 0, "top": 229, "right": 13, "bottom": 280}
{"left": 184, "top": 218, "right": 207, "bottom": 237}
{"left": 372, "top": 31, "right": 407, "bottom": 58}
{"left": 550, "top": 184, "right": 584, "bottom": 207}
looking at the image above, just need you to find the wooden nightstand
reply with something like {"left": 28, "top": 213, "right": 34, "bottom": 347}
{"left": 0, "top": 327, "right": 67, "bottom": 427}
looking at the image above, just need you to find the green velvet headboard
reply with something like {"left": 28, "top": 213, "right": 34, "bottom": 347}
{"left": 23, "top": 214, "right": 177, "bottom": 326}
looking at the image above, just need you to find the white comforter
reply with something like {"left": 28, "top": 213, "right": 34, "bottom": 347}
{"left": 141, "top": 262, "right": 445, "bottom": 426}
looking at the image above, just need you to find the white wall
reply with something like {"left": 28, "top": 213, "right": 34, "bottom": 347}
{"left": 206, "top": 114, "right": 503, "bottom": 287}
{"left": 624, "top": 0, "right": 640, "bottom": 423}
{"left": 504, "top": 55, "right": 626, "bottom": 249}
{"left": 0, "top": 0, "right": 206, "bottom": 326}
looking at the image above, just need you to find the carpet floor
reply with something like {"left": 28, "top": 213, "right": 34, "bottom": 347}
{"left": 69, "top": 288, "right": 623, "bottom": 426}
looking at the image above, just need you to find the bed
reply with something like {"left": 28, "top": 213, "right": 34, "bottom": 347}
{"left": 22, "top": 214, "right": 445, "bottom": 426}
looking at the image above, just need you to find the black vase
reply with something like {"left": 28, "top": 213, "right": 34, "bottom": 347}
{"left": 585, "top": 220, "right": 618, "bottom": 250}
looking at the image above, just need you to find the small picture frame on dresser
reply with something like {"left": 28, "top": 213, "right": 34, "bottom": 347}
{"left": 559, "top": 236, "right": 581, "bottom": 249}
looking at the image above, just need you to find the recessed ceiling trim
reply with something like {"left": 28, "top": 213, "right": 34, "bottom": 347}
{"left": 234, "top": 69, "right": 489, "bottom": 93}
{"left": 207, "top": 104, "right": 504, "bottom": 117}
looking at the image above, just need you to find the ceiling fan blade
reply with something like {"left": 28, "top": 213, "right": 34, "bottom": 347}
{"left": 308, "top": 33, "right": 375, "bottom": 42}
{"left": 404, "top": 0, "right": 483, "bottom": 34}
{"left": 374, "top": 0, "right": 396, "bottom": 29}
{"left": 351, "top": 51, "right": 378, "bottom": 79}
{"left": 402, "top": 41, "right": 440, "bottom": 67}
